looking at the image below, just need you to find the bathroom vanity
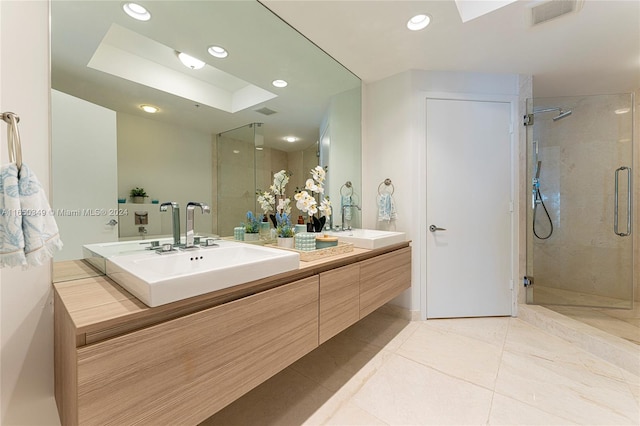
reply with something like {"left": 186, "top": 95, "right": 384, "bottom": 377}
{"left": 54, "top": 242, "right": 411, "bottom": 425}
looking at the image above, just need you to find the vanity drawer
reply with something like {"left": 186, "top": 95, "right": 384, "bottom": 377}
{"left": 76, "top": 276, "right": 319, "bottom": 425}
{"left": 319, "top": 263, "right": 360, "bottom": 344}
{"left": 359, "top": 247, "right": 411, "bottom": 318}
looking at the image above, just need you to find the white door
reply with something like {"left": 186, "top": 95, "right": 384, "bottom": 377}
{"left": 52, "top": 90, "right": 118, "bottom": 261}
{"left": 426, "top": 98, "right": 513, "bottom": 318}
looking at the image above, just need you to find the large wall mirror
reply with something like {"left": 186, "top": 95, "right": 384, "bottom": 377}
{"left": 51, "top": 0, "right": 362, "bottom": 282}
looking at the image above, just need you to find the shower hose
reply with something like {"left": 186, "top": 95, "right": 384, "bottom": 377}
{"left": 533, "top": 187, "right": 553, "bottom": 239}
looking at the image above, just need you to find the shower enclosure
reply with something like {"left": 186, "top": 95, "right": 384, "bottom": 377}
{"left": 525, "top": 93, "right": 635, "bottom": 309}
{"left": 216, "top": 123, "right": 320, "bottom": 237}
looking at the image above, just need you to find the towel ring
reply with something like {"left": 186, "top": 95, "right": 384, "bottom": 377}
{"left": 340, "top": 181, "right": 353, "bottom": 197}
{"left": 1, "top": 112, "right": 22, "bottom": 170}
{"left": 377, "top": 178, "right": 394, "bottom": 195}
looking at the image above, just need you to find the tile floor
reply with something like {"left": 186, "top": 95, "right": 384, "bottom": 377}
{"left": 545, "top": 304, "right": 640, "bottom": 345}
{"left": 200, "top": 309, "right": 640, "bottom": 425}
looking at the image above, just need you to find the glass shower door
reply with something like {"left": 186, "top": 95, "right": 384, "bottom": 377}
{"left": 526, "top": 94, "right": 634, "bottom": 309}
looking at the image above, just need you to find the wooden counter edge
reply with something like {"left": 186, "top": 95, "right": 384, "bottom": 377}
{"left": 54, "top": 241, "right": 411, "bottom": 343}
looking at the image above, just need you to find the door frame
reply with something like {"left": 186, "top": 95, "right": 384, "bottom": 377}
{"left": 418, "top": 92, "right": 521, "bottom": 320}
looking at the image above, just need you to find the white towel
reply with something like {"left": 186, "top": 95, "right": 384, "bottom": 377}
{"left": 341, "top": 195, "right": 352, "bottom": 221}
{"left": 0, "top": 163, "right": 63, "bottom": 268}
{"left": 377, "top": 193, "right": 397, "bottom": 222}
{"left": 0, "top": 164, "right": 27, "bottom": 267}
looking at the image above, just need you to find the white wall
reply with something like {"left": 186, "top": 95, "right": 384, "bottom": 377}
{"left": 117, "top": 112, "right": 214, "bottom": 236}
{"left": 0, "top": 1, "right": 61, "bottom": 424}
{"left": 362, "top": 70, "right": 531, "bottom": 317}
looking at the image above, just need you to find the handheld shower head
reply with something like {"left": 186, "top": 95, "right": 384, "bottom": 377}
{"left": 535, "top": 161, "right": 542, "bottom": 179}
{"left": 552, "top": 109, "right": 572, "bottom": 121}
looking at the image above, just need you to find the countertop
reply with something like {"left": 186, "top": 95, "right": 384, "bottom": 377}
{"left": 54, "top": 242, "right": 410, "bottom": 341}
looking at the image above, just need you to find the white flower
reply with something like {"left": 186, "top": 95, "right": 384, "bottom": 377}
{"left": 311, "top": 165, "right": 326, "bottom": 183}
{"left": 257, "top": 191, "right": 274, "bottom": 214}
{"left": 272, "top": 169, "right": 289, "bottom": 195}
{"left": 319, "top": 197, "right": 332, "bottom": 217}
{"left": 305, "top": 178, "right": 319, "bottom": 193}
{"left": 278, "top": 197, "right": 291, "bottom": 215}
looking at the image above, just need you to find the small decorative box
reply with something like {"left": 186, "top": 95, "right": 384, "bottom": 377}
{"left": 295, "top": 232, "right": 316, "bottom": 251}
{"left": 233, "top": 226, "right": 245, "bottom": 241}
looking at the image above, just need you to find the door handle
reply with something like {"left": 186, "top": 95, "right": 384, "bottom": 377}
{"left": 614, "top": 166, "right": 632, "bottom": 237}
{"left": 429, "top": 225, "right": 446, "bottom": 232}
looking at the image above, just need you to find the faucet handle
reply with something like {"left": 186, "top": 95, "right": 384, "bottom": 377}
{"left": 160, "top": 201, "right": 179, "bottom": 211}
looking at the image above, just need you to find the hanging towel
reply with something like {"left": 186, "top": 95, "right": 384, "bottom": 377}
{"left": 377, "top": 193, "right": 397, "bottom": 222}
{"left": 0, "top": 163, "right": 62, "bottom": 268}
{"left": 0, "top": 163, "right": 27, "bottom": 267}
{"left": 18, "top": 163, "right": 63, "bottom": 267}
{"left": 341, "top": 195, "right": 352, "bottom": 221}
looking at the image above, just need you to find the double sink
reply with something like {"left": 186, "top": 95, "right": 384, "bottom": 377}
{"left": 85, "top": 229, "right": 405, "bottom": 307}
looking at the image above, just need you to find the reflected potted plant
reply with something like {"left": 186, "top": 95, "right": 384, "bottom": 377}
{"left": 294, "top": 166, "right": 332, "bottom": 232}
{"left": 243, "top": 211, "right": 261, "bottom": 241}
{"left": 275, "top": 212, "right": 294, "bottom": 248}
{"left": 129, "top": 187, "right": 148, "bottom": 204}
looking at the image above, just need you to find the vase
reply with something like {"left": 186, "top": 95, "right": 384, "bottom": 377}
{"left": 244, "top": 232, "right": 260, "bottom": 241}
{"left": 277, "top": 237, "right": 294, "bottom": 248}
{"left": 132, "top": 196, "right": 145, "bottom": 204}
{"left": 259, "top": 222, "right": 271, "bottom": 240}
{"left": 307, "top": 216, "right": 327, "bottom": 232}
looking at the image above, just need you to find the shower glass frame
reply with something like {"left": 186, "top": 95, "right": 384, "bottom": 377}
{"left": 525, "top": 93, "right": 635, "bottom": 309}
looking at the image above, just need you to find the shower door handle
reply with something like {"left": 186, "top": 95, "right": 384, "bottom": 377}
{"left": 614, "top": 166, "right": 632, "bottom": 237}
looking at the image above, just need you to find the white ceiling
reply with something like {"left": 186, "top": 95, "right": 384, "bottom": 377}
{"left": 263, "top": 0, "right": 640, "bottom": 97}
{"left": 51, "top": 1, "right": 360, "bottom": 152}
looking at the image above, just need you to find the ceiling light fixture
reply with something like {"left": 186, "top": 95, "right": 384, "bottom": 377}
{"left": 177, "top": 52, "right": 205, "bottom": 70}
{"left": 208, "top": 45, "right": 228, "bottom": 59}
{"left": 272, "top": 79, "right": 288, "bottom": 88}
{"left": 407, "top": 14, "right": 431, "bottom": 31}
{"left": 122, "top": 3, "right": 151, "bottom": 21}
{"left": 615, "top": 108, "right": 631, "bottom": 115}
{"left": 140, "top": 104, "right": 158, "bottom": 113}
{"left": 284, "top": 136, "right": 297, "bottom": 143}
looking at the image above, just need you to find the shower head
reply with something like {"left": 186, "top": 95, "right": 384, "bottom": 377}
{"left": 552, "top": 109, "right": 572, "bottom": 121}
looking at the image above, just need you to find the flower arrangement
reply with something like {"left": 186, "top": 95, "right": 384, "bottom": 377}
{"left": 257, "top": 170, "right": 292, "bottom": 227}
{"left": 294, "top": 165, "right": 332, "bottom": 232}
{"left": 275, "top": 212, "right": 294, "bottom": 238}
{"left": 243, "top": 211, "right": 261, "bottom": 234}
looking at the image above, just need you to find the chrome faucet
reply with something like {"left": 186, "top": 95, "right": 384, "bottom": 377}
{"left": 185, "top": 202, "right": 211, "bottom": 248}
{"left": 341, "top": 204, "right": 361, "bottom": 231}
{"left": 160, "top": 202, "right": 181, "bottom": 246}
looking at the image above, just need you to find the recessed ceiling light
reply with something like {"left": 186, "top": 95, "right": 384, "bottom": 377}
{"left": 284, "top": 136, "right": 297, "bottom": 143}
{"left": 407, "top": 14, "right": 431, "bottom": 31}
{"left": 255, "top": 146, "right": 264, "bottom": 151}
{"left": 208, "top": 45, "right": 228, "bottom": 59}
{"left": 122, "top": 2, "right": 151, "bottom": 21}
{"left": 615, "top": 108, "right": 631, "bottom": 114}
{"left": 233, "top": 149, "right": 240, "bottom": 154}
{"left": 177, "top": 52, "right": 205, "bottom": 70}
{"left": 140, "top": 104, "right": 158, "bottom": 113}
{"left": 272, "top": 79, "right": 288, "bottom": 88}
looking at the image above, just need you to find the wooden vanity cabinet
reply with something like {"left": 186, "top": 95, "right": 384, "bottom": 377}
{"left": 55, "top": 243, "right": 412, "bottom": 425}
{"left": 319, "top": 263, "right": 360, "bottom": 344}
{"left": 359, "top": 247, "right": 411, "bottom": 318}
{"left": 72, "top": 276, "right": 319, "bottom": 426}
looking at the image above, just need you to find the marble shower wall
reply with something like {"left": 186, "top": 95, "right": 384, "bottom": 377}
{"left": 530, "top": 94, "right": 634, "bottom": 304}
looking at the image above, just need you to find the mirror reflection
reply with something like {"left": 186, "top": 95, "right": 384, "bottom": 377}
{"left": 50, "top": 0, "right": 362, "bottom": 282}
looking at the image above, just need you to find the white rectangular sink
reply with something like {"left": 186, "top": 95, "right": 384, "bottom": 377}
{"left": 105, "top": 240, "right": 300, "bottom": 307}
{"left": 325, "top": 229, "right": 406, "bottom": 250}
{"left": 84, "top": 238, "right": 173, "bottom": 258}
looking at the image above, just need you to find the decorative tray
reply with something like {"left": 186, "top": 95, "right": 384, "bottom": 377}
{"left": 267, "top": 241, "right": 354, "bottom": 262}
